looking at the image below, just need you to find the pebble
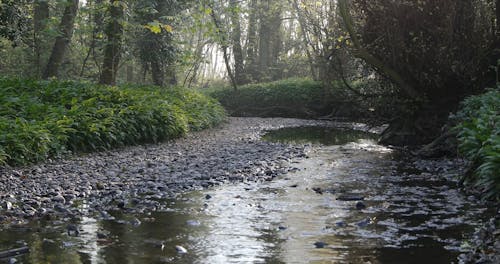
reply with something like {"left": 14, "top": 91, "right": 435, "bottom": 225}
{"left": 2, "top": 201, "right": 13, "bottom": 210}
{"left": 335, "top": 221, "right": 347, "bottom": 227}
{"left": 97, "top": 232, "right": 108, "bottom": 239}
{"left": 186, "top": 220, "right": 201, "bottom": 226}
{"left": 175, "top": 245, "right": 188, "bottom": 254}
{"left": 130, "top": 218, "right": 141, "bottom": 226}
{"left": 355, "top": 201, "right": 366, "bottom": 210}
{"left": 314, "top": 242, "right": 328, "bottom": 248}
{"left": 0, "top": 118, "right": 313, "bottom": 225}
{"left": 337, "top": 194, "right": 364, "bottom": 201}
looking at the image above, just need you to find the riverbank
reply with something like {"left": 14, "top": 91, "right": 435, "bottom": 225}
{"left": 0, "top": 117, "right": 345, "bottom": 225}
{"left": 0, "top": 117, "right": 496, "bottom": 263}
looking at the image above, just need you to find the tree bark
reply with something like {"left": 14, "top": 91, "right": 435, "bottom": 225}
{"left": 151, "top": 58, "right": 164, "bottom": 86}
{"left": 229, "top": 0, "right": 245, "bottom": 84}
{"left": 258, "top": 0, "right": 271, "bottom": 80}
{"left": 80, "top": 0, "right": 104, "bottom": 78}
{"left": 257, "top": 0, "right": 282, "bottom": 81}
{"left": 34, "top": 0, "right": 49, "bottom": 78}
{"left": 291, "top": 0, "right": 317, "bottom": 79}
{"left": 209, "top": 3, "right": 238, "bottom": 91}
{"left": 43, "top": 0, "right": 79, "bottom": 79}
{"left": 99, "top": 0, "right": 123, "bottom": 85}
{"left": 245, "top": 0, "right": 258, "bottom": 81}
{"left": 497, "top": 0, "right": 500, "bottom": 40}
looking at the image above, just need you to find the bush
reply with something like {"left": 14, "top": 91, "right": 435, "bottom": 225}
{"left": 208, "top": 78, "right": 385, "bottom": 119}
{"left": 209, "top": 78, "right": 331, "bottom": 118}
{"left": 0, "top": 78, "right": 226, "bottom": 165}
{"left": 454, "top": 89, "right": 500, "bottom": 200}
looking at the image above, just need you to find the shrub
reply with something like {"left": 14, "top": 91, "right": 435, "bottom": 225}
{"left": 0, "top": 78, "right": 226, "bottom": 165}
{"left": 454, "top": 89, "right": 500, "bottom": 200}
{"left": 208, "top": 78, "right": 383, "bottom": 119}
{"left": 209, "top": 78, "right": 330, "bottom": 118}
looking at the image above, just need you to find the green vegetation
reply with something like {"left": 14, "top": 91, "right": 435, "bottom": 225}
{"left": 0, "top": 78, "right": 226, "bottom": 165}
{"left": 455, "top": 89, "right": 500, "bottom": 200}
{"left": 209, "top": 78, "right": 368, "bottom": 118}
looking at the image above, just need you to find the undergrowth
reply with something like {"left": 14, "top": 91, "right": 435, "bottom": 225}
{"left": 208, "top": 78, "right": 385, "bottom": 120}
{"left": 454, "top": 89, "right": 499, "bottom": 200}
{"left": 0, "top": 78, "right": 226, "bottom": 166}
{"left": 208, "top": 78, "right": 331, "bottom": 118}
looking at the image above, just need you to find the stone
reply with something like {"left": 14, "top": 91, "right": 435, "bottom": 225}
{"left": 355, "top": 201, "right": 366, "bottom": 210}
{"left": 337, "top": 194, "right": 364, "bottom": 201}
{"left": 314, "top": 242, "right": 328, "bottom": 248}
{"left": 175, "top": 245, "right": 188, "bottom": 254}
{"left": 51, "top": 195, "right": 66, "bottom": 204}
{"left": 2, "top": 201, "right": 13, "bottom": 210}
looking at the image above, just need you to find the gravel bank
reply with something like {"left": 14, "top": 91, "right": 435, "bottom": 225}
{"left": 0, "top": 117, "right": 340, "bottom": 224}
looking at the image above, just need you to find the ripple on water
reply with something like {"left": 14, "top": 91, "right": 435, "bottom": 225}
{"left": 0, "top": 125, "right": 494, "bottom": 263}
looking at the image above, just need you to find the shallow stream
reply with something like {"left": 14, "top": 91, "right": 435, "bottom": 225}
{"left": 0, "top": 126, "right": 492, "bottom": 263}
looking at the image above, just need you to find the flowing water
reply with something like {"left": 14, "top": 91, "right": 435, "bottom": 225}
{"left": 0, "top": 126, "right": 492, "bottom": 263}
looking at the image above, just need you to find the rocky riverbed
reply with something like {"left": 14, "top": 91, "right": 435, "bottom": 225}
{"left": 0, "top": 117, "right": 498, "bottom": 263}
{"left": 0, "top": 117, "right": 352, "bottom": 224}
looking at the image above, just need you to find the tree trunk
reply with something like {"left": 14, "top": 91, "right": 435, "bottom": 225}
{"left": 338, "top": 0, "right": 420, "bottom": 99}
{"left": 291, "top": 0, "right": 317, "bottom": 79}
{"left": 245, "top": 0, "right": 258, "bottom": 82}
{"left": 43, "top": 0, "right": 79, "bottom": 79}
{"left": 151, "top": 58, "right": 164, "bottom": 86}
{"left": 229, "top": 0, "right": 245, "bottom": 84}
{"left": 497, "top": 0, "right": 500, "bottom": 40}
{"left": 258, "top": 0, "right": 271, "bottom": 81}
{"left": 34, "top": 0, "right": 49, "bottom": 78}
{"left": 80, "top": 0, "right": 104, "bottom": 78}
{"left": 126, "top": 65, "right": 134, "bottom": 83}
{"left": 99, "top": 0, "right": 123, "bottom": 85}
{"left": 269, "top": 2, "right": 282, "bottom": 80}
{"left": 209, "top": 3, "right": 238, "bottom": 91}
{"left": 166, "top": 64, "right": 177, "bottom": 86}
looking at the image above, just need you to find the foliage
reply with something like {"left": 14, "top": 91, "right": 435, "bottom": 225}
{"left": 454, "top": 89, "right": 500, "bottom": 200}
{"left": 338, "top": 0, "right": 497, "bottom": 145}
{"left": 209, "top": 78, "right": 324, "bottom": 117}
{"left": 0, "top": 0, "right": 31, "bottom": 43}
{"left": 0, "top": 78, "right": 226, "bottom": 165}
{"left": 209, "top": 78, "right": 374, "bottom": 118}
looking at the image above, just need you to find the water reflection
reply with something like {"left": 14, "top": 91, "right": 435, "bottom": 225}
{"left": 0, "top": 128, "right": 493, "bottom": 263}
{"left": 262, "top": 126, "right": 378, "bottom": 146}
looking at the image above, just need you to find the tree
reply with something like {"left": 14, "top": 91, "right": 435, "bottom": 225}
{"left": 43, "top": 0, "right": 79, "bottom": 79}
{"left": 133, "top": 0, "right": 189, "bottom": 86}
{"left": 338, "top": 0, "right": 495, "bottom": 145}
{"left": 229, "top": 0, "right": 245, "bottom": 84}
{"left": 33, "top": 0, "right": 49, "bottom": 77}
{"left": 207, "top": 0, "right": 238, "bottom": 90}
{"left": 99, "top": 0, "right": 123, "bottom": 85}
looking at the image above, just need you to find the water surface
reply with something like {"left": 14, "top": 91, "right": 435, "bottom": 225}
{"left": 0, "top": 127, "right": 491, "bottom": 263}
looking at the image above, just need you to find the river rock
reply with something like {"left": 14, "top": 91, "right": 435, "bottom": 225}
{"left": 2, "top": 201, "right": 13, "bottom": 210}
{"left": 175, "top": 245, "right": 188, "bottom": 254}
{"left": 355, "top": 201, "right": 366, "bottom": 210}
{"left": 337, "top": 194, "right": 364, "bottom": 201}
{"left": 314, "top": 242, "right": 328, "bottom": 248}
